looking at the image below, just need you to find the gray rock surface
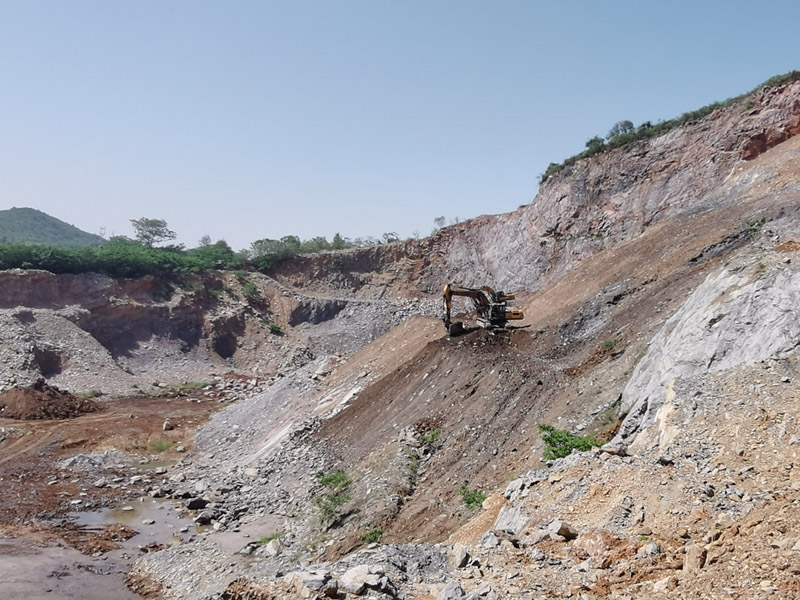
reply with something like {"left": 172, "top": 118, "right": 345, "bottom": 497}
{"left": 616, "top": 259, "right": 800, "bottom": 446}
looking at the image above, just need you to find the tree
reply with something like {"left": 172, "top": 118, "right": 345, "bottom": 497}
{"left": 606, "top": 120, "right": 634, "bottom": 140}
{"left": 433, "top": 216, "right": 446, "bottom": 230}
{"left": 198, "top": 234, "right": 212, "bottom": 247}
{"left": 301, "top": 236, "right": 331, "bottom": 253}
{"left": 584, "top": 136, "right": 605, "bottom": 154}
{"left": 130, "top": 218, "right": 177, "bottom": 247}
{"left": 382, "top": 232, "right": 399, "bottom": 243}
{"left": 331, "top": 233, "right": 349, "bottom": 250}
{"left": 280, "top": 235, "right": 301, "bottom": 251}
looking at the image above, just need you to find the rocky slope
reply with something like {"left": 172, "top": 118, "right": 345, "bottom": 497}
{"left": 3, "top": 79, "right": 800, "bottom": 599}
{"left": 0, "top": 269, "right": 428, "bottom": 396}
{"left": 270, "top": 80, "right": 800, "bottom": 298}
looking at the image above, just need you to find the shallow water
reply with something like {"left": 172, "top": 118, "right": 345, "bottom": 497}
{"left": 1, "top": 498, "right": 201, "bottom": 599}
{"left": 71, "top": 496, "right": 203, "bottom": 552}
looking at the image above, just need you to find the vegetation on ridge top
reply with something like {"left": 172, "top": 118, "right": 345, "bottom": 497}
{"left": 539, "top": 70, "right": 800, "bottom": 184}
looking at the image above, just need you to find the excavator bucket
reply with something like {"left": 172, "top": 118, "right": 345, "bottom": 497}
{"left": 447, "top": 321, "right": 465, "bottom": 336}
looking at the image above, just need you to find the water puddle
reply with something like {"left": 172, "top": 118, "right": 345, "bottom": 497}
{"left": 0, "top": 498, "right": 202, "bottom": 600}
{"left": 69, "top": 496, "right": 202, "bottom": 557}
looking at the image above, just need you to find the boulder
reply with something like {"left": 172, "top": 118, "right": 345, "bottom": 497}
{"left": 265, "top": 539, "right": 282, "bottom": 557}
{"left": 479, "top": 531, "right": 499, "bottom": 548}
{"left": 493, "top": 504, "right": 529, "bottom": 537}
{"left": 186, "top": 497, "right": 209, "bottom": 510}
{"left": 547, "top": 519, "right": 578, "bottom": 541}
{"left": 437, "top": 580, "right": 466, "bottom": 600}
{"left": 449, "top": 543, "right": 470, "bottom": 569}
{"left": 684, "top": 544, "right": 707, "bottom": 572}
{"left": 339, "top": 564, "right": 383, "bottom": 595}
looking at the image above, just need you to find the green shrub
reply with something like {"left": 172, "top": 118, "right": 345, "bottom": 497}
{"left": 459, "top": 484, "right": 486, "bottom": 509}
{"left": 409, "top": 455, "right": 419, "bottom": 477}
{"left": 151, "top": 440, "right": 172, "bottom": 452}
{"left": 602, "top": 338, "right": 619, "bottom": 352}
{"left": 268, "top": 322, "right": 283, "bottom": 335}
{"left": 420, "top": 427, "right": 442, "bottom": 446}
{"left": 362, "top": 528, "right": 383, "bottom": 543}
{"left": 241, "top": 282, "right": 259, "bottom": 299}
{"left": 537, "top": 424, "right": 601, "bottom": 459}
{"left": 314, "top": 469, "right": 353, "bottom": 525}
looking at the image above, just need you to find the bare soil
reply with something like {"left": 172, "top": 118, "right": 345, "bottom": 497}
{"left": 0, "top": 386, "right": 222, "bottom": 598}
{"left": 0, "top": 378, "right": 100, "bottom": 420}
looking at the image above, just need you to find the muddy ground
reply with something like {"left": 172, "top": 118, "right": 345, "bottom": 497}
{"left": 0, "top": 384, "right": 223, "bottom": 599}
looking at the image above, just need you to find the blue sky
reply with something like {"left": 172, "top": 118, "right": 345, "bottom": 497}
{"left": 1, "top": 1, "right": 798, "bottom": 250}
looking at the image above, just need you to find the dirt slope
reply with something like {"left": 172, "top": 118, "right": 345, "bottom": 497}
{"left": 5, "top": 79, "right": 800, "bottom": 599}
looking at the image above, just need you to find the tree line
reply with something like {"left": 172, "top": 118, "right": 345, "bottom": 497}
{"left": 0, "top": 217, "right": 409, "bottom": 278}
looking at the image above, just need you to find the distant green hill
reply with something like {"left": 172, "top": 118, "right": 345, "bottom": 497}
{"left": 0, "top": 207, "right": 105, "bottom": 247}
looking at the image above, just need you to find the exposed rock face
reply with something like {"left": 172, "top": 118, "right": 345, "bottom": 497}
{"left": 125, "top": 78, "right": 800, "bottom": 598}
{"left": 615, "top": 256, "right": 800, "bottom": 447}
{"left": 270, "top": 80, "right": 800, "bottom": 297}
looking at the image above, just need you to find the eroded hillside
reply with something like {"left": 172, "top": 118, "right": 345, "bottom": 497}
{"left": 269, "top": 80, "right": 800, "bottom": 299}
{"left": 2, "top": 79, "right": 800, "bottom": 600}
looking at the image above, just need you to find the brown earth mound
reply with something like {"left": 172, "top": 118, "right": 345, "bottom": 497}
{"left": 0, "top": 378, "right": 101, "bottom": 420}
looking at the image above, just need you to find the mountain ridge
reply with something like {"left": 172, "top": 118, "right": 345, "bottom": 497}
{"left": 0, "top": 206, "right": 105, "bottom": 247}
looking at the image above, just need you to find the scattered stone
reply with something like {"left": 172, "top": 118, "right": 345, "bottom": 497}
{"left": 287, "top": 569, "right": 333, "bottom": 595}
{"left": 547, "top": 519, "right": 578, "bottom": 541}
{"left": 521, "top": 529, "right": 550, "bottom": 547}
{"left": 450, "top": 544, "right": 470, "bottom": 569}
{"left": 265, "top": 539, "right": 282, "bottom": 557}
{"left": 437, "top": 580, "right": 466, "bottom": 600}
{"left": 636, "top": 542, "right": 662, "bottom": 558}
{"left": 684, "top": 544, "right": 707, "bottom": 572}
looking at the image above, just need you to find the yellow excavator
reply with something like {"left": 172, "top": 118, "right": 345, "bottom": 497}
{"left": 442, "top": 283, "right": 524, "bottom": 334}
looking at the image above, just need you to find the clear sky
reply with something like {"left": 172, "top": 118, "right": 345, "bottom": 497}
{"left": 1, "top": 1, "right": 798, "bottom": 250}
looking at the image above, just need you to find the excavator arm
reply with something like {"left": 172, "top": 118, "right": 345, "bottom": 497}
{"left": 443, "top": 284, "right": 489, "bottom": 332}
